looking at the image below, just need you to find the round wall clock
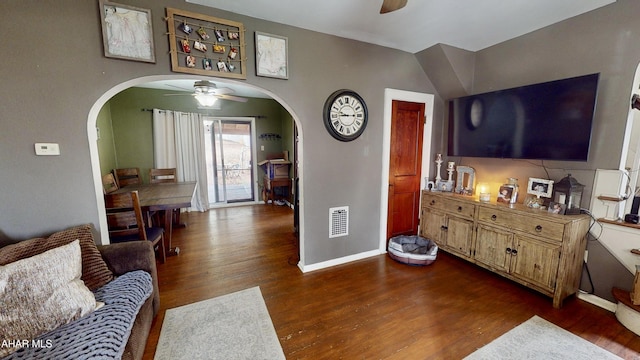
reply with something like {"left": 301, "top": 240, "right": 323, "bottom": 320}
{"left": 323, "top": 89, "right": 368, "bottom": 141}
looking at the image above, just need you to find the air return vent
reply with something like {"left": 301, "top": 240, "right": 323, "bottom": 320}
{"left": 329, "top": 206, "right": 349, "bottom": 238}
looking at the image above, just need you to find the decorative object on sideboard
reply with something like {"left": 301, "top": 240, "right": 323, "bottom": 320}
{"left": 552, "top": 174, "right": 585, "bottom": 215}
{"left": 455, "top": 166, "right": 475, "bottom": 195}
{"left": 436, "top": 160, "right": 455, "bottom": 192}
{"left": 525, "top": 177, "right": 554, "bottom": 208}
{"left": 477, "top": 183, "right": 491, "bottom": 202}
{"left": 498, "top": 178, "right": 519, "bottom": 204}
{"left": 434, "top": 153, "right": 443, "bottom": 182}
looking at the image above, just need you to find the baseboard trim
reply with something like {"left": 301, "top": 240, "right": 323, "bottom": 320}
{"left": 577, "top": 292, "right": 617, "bottom": 312}
{"left": 300, "top": 250, "right": 382, "bottom": 273}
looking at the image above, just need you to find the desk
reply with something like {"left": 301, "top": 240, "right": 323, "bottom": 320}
{"left": 114, "top": 181, "right": 196, "bottom": 256}
{"left": 263, "top": 176, "right": 291, "bottom": 204}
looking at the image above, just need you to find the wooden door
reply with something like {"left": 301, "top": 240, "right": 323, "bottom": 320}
{"left": 387, "top": 100, "right": 426, "bottom": 239}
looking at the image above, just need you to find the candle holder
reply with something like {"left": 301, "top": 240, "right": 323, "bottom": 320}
{"left": 435, "top": 154, "right": 443, "bottom": 182}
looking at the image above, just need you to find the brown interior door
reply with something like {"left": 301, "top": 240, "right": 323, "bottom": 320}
{"left": 387, "top": 100, "right": 425, "bottom": 239}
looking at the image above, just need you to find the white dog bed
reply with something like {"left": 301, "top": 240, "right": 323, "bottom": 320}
{"left": 388, "top": 235, "right": 438, "bottom": 266}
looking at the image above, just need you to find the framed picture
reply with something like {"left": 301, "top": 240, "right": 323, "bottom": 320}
{"left": 166, "top": 8, "right": 246, "bottom": 79}
{"left": 99, "top": 0, "right": 155, "bottom": 63}
{"left": 497, "top": 186, "right": 513, "bottom": 203}
{"left": 527, "top": 178, "right": 554, "bottom": 198}
{"left": 255, "top": 32, "right": 288, "bottom": 79}
{"left": 548, "top": 202, "right": 567, "bottom": 215}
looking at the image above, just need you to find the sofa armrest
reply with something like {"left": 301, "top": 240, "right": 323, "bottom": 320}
{"left": 98, "top": 241, "right": 160, "bottom": 316}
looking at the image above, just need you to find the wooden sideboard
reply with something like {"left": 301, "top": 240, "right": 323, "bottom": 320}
{"left": 419, "top": 191, "right": 591, "bottom": 308}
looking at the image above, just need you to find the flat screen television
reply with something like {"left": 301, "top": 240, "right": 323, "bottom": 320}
{"left": 447, "top": 73, "right": 599, "bottom": 161}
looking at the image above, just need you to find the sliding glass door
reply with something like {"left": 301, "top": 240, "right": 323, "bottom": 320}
{"left": 204, "top": 117, "right": 256, "bottom": 204}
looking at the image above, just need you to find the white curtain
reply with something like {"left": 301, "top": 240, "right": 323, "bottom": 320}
{"left": 152, "top": 109, "right": 209, "bottom": 212}
{"left": 152, "top": 109, "right": 176, "bottom": 168}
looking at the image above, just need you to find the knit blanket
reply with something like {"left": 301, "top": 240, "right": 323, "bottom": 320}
{"left": 4, "top": 270, "right": 152, "bottom": 360}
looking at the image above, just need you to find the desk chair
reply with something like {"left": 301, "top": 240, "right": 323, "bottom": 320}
{"left": 102, "top": 173, "right": 119, "bottom": 194}
{"left": 149, "top": 168, "right": 177, "bottom": 183}
{"left": 104, "top": 190, "right": 166, "bottom": 263}
{"left": 113, "top": 168, "right": 142, "bottom": 188}
{"left": 149, "top": 168, "right": 182, "bottom": 227}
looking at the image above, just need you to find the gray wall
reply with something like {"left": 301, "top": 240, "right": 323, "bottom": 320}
{"left": 419, "top": 0, "right": 640, "bottom": 301}
{"left": 0, "top": 0, "right": 437, "bottom": 268}
{"left": 2, "top": 0, "right": 639, "bottom": 299}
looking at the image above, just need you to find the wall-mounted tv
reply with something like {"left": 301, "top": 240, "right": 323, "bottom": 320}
{"left": 447, "top": 73, "right": 599, "bottom": 161}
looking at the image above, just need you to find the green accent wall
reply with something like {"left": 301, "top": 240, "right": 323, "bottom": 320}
{"left": 102, "top": 87, "right": 293, "bottom": 185}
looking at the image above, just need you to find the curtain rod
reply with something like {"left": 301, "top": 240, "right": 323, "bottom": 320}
{"left": 141, "top": 108, "right": 267, "bottom": 119}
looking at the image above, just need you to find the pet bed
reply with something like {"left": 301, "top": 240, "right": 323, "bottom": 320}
{"left": 388, "top": 235, "right": 438, "bottom": 266}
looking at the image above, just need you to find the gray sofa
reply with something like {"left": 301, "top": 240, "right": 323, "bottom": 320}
{"left": 0, "top": 225, "right": 159, "bottom": 360}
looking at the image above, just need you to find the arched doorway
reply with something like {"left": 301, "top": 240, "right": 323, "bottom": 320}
{"left": 86, "top": 75, "right": 306, "bottom": 266}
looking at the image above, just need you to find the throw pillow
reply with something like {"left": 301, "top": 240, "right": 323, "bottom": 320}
{"left": 0, "top": 240, "right": 100, "bottom": 357}
{"left": 0, "top": 224, "right": 114, "bottom": 290}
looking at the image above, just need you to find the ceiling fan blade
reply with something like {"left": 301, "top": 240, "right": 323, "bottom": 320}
{"left": 380, "top": 0, "right": 407, "bottom": 14}
{"left": 166, "top": 84, "right": 193, "bottom": 91}
{"left": 214, "top": 87, "right": 234, "bottom": 95}
{"left": 163, "top": 93, "right": 195, "bottom": 96}
{"left": 216, "top": 94, "right": 248, "bottom": 103}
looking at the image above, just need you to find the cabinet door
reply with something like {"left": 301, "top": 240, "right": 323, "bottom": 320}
{"left": 445, "top": 216, "right": 474, "bottom": 257}
{"left": 475, "top": 224, "right": 513, "bottom": 272}
{"left": 510, "top": 235, "right": 561, "bottom": 292}
{"left": 420, "top": 208, "right": 445, "bottom": 245}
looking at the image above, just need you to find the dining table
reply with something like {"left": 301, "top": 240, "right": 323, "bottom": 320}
{"left": 114, "top": 181, "right": 197, "bottom": 257}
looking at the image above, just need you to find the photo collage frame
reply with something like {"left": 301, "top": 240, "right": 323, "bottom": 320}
{"left": 166, "top": 8, "right": 246, "bottom": 79}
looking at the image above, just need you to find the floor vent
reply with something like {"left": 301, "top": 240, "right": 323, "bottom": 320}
{"left": 329, "top": 206, "right": 349, "bottom": 238}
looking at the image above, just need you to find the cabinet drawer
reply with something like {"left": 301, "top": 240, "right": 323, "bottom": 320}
{"left": 422, "top": 194, "right": 475, "bottom": 220}
{"left": 477, "top": 207, "right": 564, "bottom": 240}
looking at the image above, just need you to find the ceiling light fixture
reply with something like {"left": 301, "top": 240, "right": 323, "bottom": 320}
{"left": 195, "top": 94, "right": 217, "bottom": 107}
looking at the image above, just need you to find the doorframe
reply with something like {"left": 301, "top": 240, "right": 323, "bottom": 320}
{"left": 87, "top": 75, "right": 305, "bottom": 258}
{"left": 379, "top": 89, "right": 435, "bottom": 252}
{"left": 202, "top": 116, "right": 259, "bottom": 206}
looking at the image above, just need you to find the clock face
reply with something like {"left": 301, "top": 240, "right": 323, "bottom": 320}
{"left": 323, "top": 90, "right": 368, "bottom": 141}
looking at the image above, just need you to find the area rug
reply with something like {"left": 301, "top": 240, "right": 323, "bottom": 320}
{"left": 464, "top": 315, "right": 622, "bottom": 360}
{"left": 154, "top": 286, "right": 285, "bottom": 360}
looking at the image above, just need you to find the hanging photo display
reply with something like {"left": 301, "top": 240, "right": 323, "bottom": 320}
{"left": 166, "top": 8, "right": 246, "bottom": 79}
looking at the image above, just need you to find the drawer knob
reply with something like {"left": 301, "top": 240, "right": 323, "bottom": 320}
{"left": 457, "top": 206, "right": 463, "bottom": 212}
{"left": 535, "top": 225, "right": 543, "bottom": 232}
{"left": 491, "top": 214, "right": 497, "bottom": 221}
{"left": 511, "top": 249, "right": 518, "bottom": 256}
{"left": 506, "top": 247, "right": 512, "bottom": 254}
{"left": 441, "top": 225, "right": 448, "bottom": 231}
{"left": 430, "top": 200, "right": 436, "bottom": 205}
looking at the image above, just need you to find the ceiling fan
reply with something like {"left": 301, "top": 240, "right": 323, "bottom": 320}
{"left": 164, "top": 80, "right": 248, "bottom": 106}
{"left": 380, "top": 0, "right": 408, "bottom": 14}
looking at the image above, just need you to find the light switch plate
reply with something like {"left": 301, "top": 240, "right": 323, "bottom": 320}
{"left": 35, "top": 143, "right": 60, "bottom": 156}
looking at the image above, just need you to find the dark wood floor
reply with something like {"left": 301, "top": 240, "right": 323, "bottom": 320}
{"left": 143, "top": 205, "right": 640, "bottom": 359}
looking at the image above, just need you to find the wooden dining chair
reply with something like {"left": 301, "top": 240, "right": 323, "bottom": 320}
{"left": 113, "top": 168, "right": 142, "bottom": 188}
{"left": 102, "top": 173, "right": 119, "bottom": 194}
{"left": 149, "top": 168, "right": 182, "bottom": 226}
{"left": 149, "top": 168, "right": 177, "bottom": 184}
{"left": 104, "top": 190, "right": 166, "bottom": 263}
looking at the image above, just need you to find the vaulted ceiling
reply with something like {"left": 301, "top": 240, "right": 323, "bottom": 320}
{"left": 187, "top": 0, "right": 615, "bottom": 53}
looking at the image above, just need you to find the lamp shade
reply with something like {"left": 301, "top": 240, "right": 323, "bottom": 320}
{"left": 552, "top": 174, "right": 585, "bottom": 215}
{"left": 195, "top": 94, "right": 217, "bottom": 107}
